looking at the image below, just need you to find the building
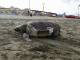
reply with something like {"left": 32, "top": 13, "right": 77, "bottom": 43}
{"left": 0, "top": 6, "right": 21, "bottom": 15}
{"left": 0, "top": 6, "right": 57, "bottom": 17}
{"left": 31, "top": 10, "right": 44, "bottom": 16}
{"left": 21, "top": 8, "right": 30, "bottom": 16}
{"left": 45, "top": 12, "right": 57, "bottom": 17}
{"left": 0, "top": 7, "right": 11, "bottom": 14}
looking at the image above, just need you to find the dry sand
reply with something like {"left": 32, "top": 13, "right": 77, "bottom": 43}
{"left": 0, "top": 16, "right": 80, "bottom": 60}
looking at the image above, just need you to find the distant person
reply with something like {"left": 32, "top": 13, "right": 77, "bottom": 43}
{"left": 28, "top": 10, "right": 30, "bottom": 16}
{"left": 30, "top": 13, "right": 32, "bottom": 17}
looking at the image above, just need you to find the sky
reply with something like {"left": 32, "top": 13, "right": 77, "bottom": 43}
{"left": 0, "top": 0, "right": 80, "bottom": 15}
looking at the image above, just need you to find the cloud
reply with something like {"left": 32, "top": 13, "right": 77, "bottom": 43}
{"left": 0, "top": 0, "right": 79, "bottom": 15}
{"left": 61, "top": 0, "right": 80, "bottom": 3}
